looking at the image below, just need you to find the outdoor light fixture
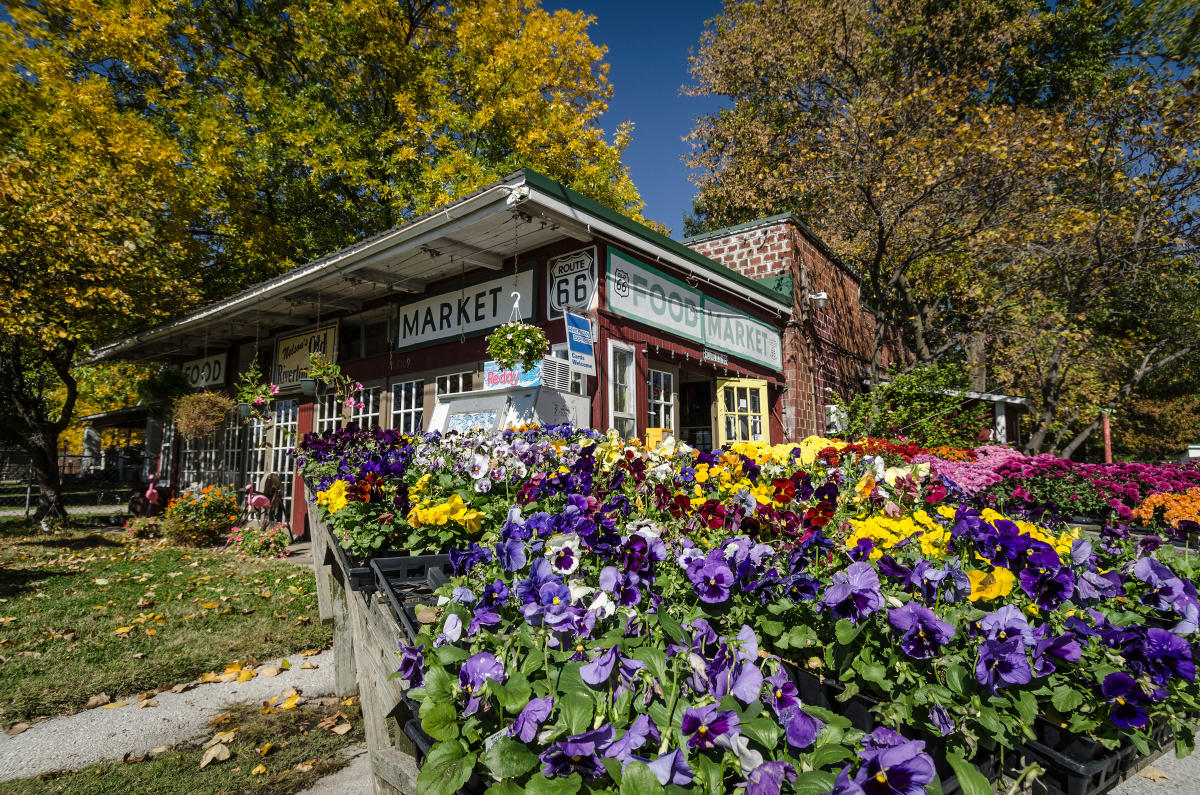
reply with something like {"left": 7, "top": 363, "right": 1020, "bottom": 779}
{"left": 806, "top": 291, "right": 830, "bottom": 310}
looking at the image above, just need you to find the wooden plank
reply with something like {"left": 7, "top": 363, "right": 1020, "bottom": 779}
{"left": 372, "top": 747, "right": 419, "bottom": 794}
{"left": 329, "top": 574, "right": 358, "bottom": 698}
{"left": 303, "top": 486, "right": 335, "bottom": 623}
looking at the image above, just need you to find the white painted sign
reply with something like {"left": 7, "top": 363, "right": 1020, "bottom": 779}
{"left": 182, "top": 354, "right": 227, "bottom": 389}
{"left": 606, "top": 249, "right": 703, "bottom": 343}
{"left": 396, "top": 270, "right": 535, "bottom": 350}
{"left": 547, "top": 247, "right": 597, "bottom": 318}
{"left": 606, "top": 250, "right": 783, "bottom": 371}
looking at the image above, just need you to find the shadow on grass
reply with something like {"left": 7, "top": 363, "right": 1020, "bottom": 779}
{"left": 0, "top": 566, "right": 72, "bottom": 598}
{"left": 14, "top": 533, "right": 123, "bottom": 551}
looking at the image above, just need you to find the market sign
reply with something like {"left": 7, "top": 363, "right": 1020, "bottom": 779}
{"left": 481, "top": 360, "right": 542, "bottom": 390}
{"left": 182, "top": 354, "right": 226, "bottom": 389}
{"left": 606, "top": 250, "right": 782, "bottom": 371}
{"left": 273, "top": 323, "right": 338, "bottom": 391}
{"left": 547, "top": 247, "right": 597, "bottom": 318}
{"left": 396, "top": 270, "right": 535, "bottom": 351}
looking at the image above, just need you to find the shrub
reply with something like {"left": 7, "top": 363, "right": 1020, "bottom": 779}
{"left": 160, "top": 485, "right": 238, "bottom": 546}
{"left": 173, "top": 391, "right": 235, "bottom": 440}
{"left": 227, "top": 523, "right": 292, "bottom": 558}
{"left": 123, "top": 516, "right": 161, "bottom": 540}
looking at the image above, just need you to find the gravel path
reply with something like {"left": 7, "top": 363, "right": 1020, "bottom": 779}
{"left": 0, "top": 649, "right": 334, "bottom": 781}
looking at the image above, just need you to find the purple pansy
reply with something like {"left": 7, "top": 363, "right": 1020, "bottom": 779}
{"left": 740, "top": 760, "right": 798, "bottom": 795}
{"left": 681, "top": 703, "right": 740, "bottom": 749}
{"left": 975, "top": 637, "right": 1032, "bottom": 694}
{"left": 636, "top": 749, "right": 694, "bottom": 786}
{"left": 604, "top": 713, "right": 659, "bottom": 760}
{"left": 887, "top": 601, "right": 956, "bottom": 659}
{"left": 977, "top": 605, "right": 1035, "bottom": 647}
{"left": 1101, "top": 672, "right": 1151, "bottom": 729}
{"left": 539, "top": 725, "right": 612, "bottom": 780}
{"left": 852, "top": 728, "right": 937, "bottom": 795}
{"left": 458, "top": 651, "right": 506, "bottom": 715}
{"left": 580, "top": 645, "right": 646, "bottom": 693}
{"left": 396, "top": 643, "right": 424, "bottom": 688}
{"left": 691, "top": 558, "right": 735, "bottom": 603}
{"left": 508, "top": 695, "right": 554, "bottom": 743}
{"left": 821, "top": 562, "right": 884, "bottom": 624}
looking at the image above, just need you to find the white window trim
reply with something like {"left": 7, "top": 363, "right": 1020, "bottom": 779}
{"left": 390, "top": 378, "right": 425, "bottom": 434}
{"left": 607, "top": 339, "right": 637, "bottom": 435}
{"left": 646, "top": 363, "right": 678, "bottom": 435}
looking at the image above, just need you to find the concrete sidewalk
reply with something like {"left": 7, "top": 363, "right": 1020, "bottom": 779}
{"left": 0, "top": 649, "right": 334, "bottom": 781}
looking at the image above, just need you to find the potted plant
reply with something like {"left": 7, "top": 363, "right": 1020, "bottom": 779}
{"left": 308, "top": 351, "right": 364, "bottom": 418}
{"left": 300, "top": 375, "right": 317, "bottom": 395}
{"left": 234, "top": 358, "right": 279, "bottom": 424}
{"left": 172, "top": 391, "right": 235, "bottom": 440}
{"left": 486, "top": 320, "right": 547, "bottom": 371}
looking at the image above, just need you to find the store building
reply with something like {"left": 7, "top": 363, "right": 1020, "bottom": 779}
{"left": 92, "top": 169, "right": 887, "bottom": 532}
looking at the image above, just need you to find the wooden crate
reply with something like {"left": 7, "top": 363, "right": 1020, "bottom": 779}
{"left": 305, "top": 491, "right": 421, "bottom": 794}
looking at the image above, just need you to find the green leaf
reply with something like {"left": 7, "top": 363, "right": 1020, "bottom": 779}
{"left": 621, "top": 761, "right": 665, "bottom": 795}
{"left": 945, "top": 664, "right": 967, "bottom": 695}
{"left": 423, "top": 666, "right": 454, "bottom": 702}
{"left": 561, "top": 691, "right": 594, "bottom": 735}
{"left": 759, "top": 618, "right": 785, "bottom": 638}
{"left": 741, "top": 716, "right": 781, "bottom": 750}
{"left": 1051, "top": 685, "right": 1084, "bottom": 713}
{"left": 810, "top": 741, "right": 855, "bottom": 768}
{"left": 435, "top": 645, "right": 470, "bottom": 665}
{"left": 525, "top": 772, "right": 581, "bottom": 795}
{"left": 416, "top": 741, "right": 476, "bottom": 795}
{"left": 656, "top": 612, "right": 687, "bottom": 644}
{"left": 792, "top": 770, "right": 837, "bottom": 795}
{"left": 976, "top": 707, "right": 1003, "bottom": 735}
{"left": 855, "top": 660, "right": 888, "bottom": 687}
{"left": 492, "top": 672, "right": 532, "bottom": 715}
{"left": 481, "top": 736, "right": 538, "bottom": 778}
{"left": 945, "top": 752, "right": 996, "bottom": 795}
{"left": 835, "top": 618, "right": 865, "bottom": 645}
{"left": 631, "top": 646, "right": 667, "bottom": 683}
{"left": 486, "top": 782, "right": 524, "bottom": 795}
{"left": 420, "top": 702, "right": 460, "bottom": 742}
{"left": 691, "top": 755, "right": 722, "bottom": 794}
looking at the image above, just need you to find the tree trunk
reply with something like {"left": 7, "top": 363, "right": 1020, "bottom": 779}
{"left": 27, "top": 428, "right": 66, "bottom": 524}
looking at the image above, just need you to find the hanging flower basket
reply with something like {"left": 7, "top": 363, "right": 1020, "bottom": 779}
{"left": 486, "top": 321, "right": 547, "bottom": 371}
{"left": 172, "top": 392, "right": 235, "bottom": 440}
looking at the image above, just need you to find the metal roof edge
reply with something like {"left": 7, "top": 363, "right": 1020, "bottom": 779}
{"left": 519, "top": 170, "right": 792, "bottom": 314}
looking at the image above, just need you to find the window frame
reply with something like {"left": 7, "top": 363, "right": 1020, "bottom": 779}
{"left": 607, "top": 340, "right": 637, "bottom": 439}
{"left": 715, "top": 377, "right": 770, "bottom": 446}
{"left": 391, "top": 378, "right": 425, "bottom": 435}
{"left": 646, "top": 365, "right": 677, "bottom": 435}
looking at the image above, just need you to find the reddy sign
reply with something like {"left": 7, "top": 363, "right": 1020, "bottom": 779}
{"left": 481, "top": 360, "right": 542, "bottom": 390}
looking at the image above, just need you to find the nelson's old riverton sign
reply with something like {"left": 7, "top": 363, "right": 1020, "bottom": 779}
{"left": 606, "top": 250, "right": 783, "bottom": 371}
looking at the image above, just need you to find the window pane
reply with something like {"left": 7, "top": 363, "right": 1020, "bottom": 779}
{"left": 724, "top": 387, "right": 735, "bottom": 413}
{"left": 750, "top": 389, "right": 760, "bottom": 413}
{"left": 738, "top": 414, "right": 749, "bottom": 441}
{"left": 725, "top": 415, "right": 735, "bottom": 440}
{"left": 737, "top": 388, "right": 748, "bottom": 412}
{"left": 751, "top": 416, "right": 762, "bottom": 440}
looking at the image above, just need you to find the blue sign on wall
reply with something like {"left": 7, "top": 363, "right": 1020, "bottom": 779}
{"left": 564, "top": 307, "right": 596, "bottom": 376}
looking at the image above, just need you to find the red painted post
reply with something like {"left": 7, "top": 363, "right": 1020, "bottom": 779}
{"left": 1102, "top": 411, "right": 1112, "bottom": 464}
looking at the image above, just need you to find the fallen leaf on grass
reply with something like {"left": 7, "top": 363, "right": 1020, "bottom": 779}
{"left": 210, "top": 713, "right": 234, "bottom": 726}
{"left": 279, "top": 693, "right": 301, "bottom": 710}
{"left": 237, "top": 668, "right": 256, "bottom": 683}
{"left": 298, "top": 649, "right": 321, "bottom": 657}
{"left": 94, "top": 579, "right": 109, "bottom": 585}
{"left": 294, "top": 760, "right": 316, "bottom": 773}
{"left": 6, "top": 723, "right": 29, "bottom": 736}
{"left": 199, "top": 743, "right": 230, "bottom": 769}
{"left": 258, "top": 743, "right": 273, "bottom": 756}
{"left": 151, "top": 746, "right": 170, "bottom": 756}
{"left": 331, "top": 724, "right": 352, "bottom": 735}
{"left": 132, "top": 652, "right": 146, "bottom": 659}
{"left": 137, "top": 691, "right": 155, "bottom": 702}
{"left": 203, "top": 729, "right": 238, "bottom": 749}
{"left": 1140, "top": 766, "right": 1171, "bottom": 782}
{"left": 123, "top": 751, "right": 148, "bottom": 764}
{"left": 295, "top": 616, "right": 310, "bottom": 625}
{"left": 170, "top": 683, "right": 194, "bottom": 694}
{"left": 341, "top": 696, "right": 358, "bottom": 706}
{"left": 317, "top": 712, "right": 346, "bottom": 730}
{"left": 85, "top": 694, "right": 111, "bottom": 709}
{"left": 101, "top": 701, "right": 129, "bottom": 709}
{"left": 113, "top": 626, "right": 134, "bottom": 635}
{"left": 200, "top": 602, "right": 219, "bottom": 609}
{"left": 199, "top": 673, "right": 222, "bottom": 684}
{"left": 250, "top": 764, "right": 267, "bottom": 775}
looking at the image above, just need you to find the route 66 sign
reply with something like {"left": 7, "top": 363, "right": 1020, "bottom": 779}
{"left": 547, "top": 247, "right": 597, "bottom": 318}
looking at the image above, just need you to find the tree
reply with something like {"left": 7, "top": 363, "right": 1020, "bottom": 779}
{"left": 20, "top": 0, "right": 650, "bottom": 296}
{"left": 0, "top": 25, "right": 197, "bottom": 521}
{"left": 686, "top": 0, "right": 1200, "bottom": 457}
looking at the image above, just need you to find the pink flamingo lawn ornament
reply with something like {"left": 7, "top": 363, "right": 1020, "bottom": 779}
{"left": 245, "top": 483, "right": 272, "bottom": 525}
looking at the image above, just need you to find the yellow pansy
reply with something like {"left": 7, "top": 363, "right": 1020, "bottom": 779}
{"left": 316, "top": 480, "right": 349, "bottom": 514}
{"left": 967, "top": 567, "right": 1016, "bottom": 601}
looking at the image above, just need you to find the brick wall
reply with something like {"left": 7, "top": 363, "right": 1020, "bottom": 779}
{"left": 688, "top": 218, "right": 894, "bottom": 440}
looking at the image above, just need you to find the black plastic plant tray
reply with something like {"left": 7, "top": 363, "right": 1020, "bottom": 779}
{"left": 329, "top": 540, "right": 411, "bottom": 593}
{"left": 1014, "top": 723, "right": 1173, "bottom": 795}
{"left": 371, "top": 555, "right": 452, "bottom": 641}
{"left": 783, "top": 663, "right": 1001, "bottom": 794}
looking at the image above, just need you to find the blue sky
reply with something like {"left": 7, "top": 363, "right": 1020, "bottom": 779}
{"left": 552, "top": 1, "right": 727, "bottom": 237}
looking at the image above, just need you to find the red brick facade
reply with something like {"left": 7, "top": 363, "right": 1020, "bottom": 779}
{"left": 686, "top": 217, "right": 894, "bottom": 440}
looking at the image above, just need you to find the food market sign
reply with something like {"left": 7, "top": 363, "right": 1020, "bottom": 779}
{"left": 396, "top": 270, "right": 535, "bottom": 351}
{"left": 606, "top": 250, "right": 782, "bottom": 371}
{"left": 273, "top": 323, "right": 338, "bottom": 391}
{"left": 182, "top": 354, "right": 226, "bottom": 389}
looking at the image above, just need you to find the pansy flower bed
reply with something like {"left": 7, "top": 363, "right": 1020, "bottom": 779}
{"left": 298, "top": 426, "right": 1200, "bottom": 794}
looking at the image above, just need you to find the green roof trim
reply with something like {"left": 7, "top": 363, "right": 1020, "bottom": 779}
{"left": 519, "top": 169, "right": 792, "bottom": 311}
{"left": 755, "top": 272, "right": 793, "bottom": 301}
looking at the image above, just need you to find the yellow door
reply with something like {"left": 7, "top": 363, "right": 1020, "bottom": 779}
{"left": 715, "top": 378, "right": 770, "bottom": 446}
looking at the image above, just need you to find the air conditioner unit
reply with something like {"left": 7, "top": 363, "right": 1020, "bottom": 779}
{"left": 540, "top": 356, "right": 572, "bottom": 393}
{"left": 824, "top": 404, "right": 846, "bottom": 434}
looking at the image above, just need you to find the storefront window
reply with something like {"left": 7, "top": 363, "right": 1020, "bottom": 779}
{"left": 349, "top": 386, "right": 381, "bottom": 428}
{"left": 392, "top": 379, "right": 424, "bottom": 434}
{"left": 315, "top": 394, "right": 341, "bottom": 433}
{"left": 647, "top": 369, "right": 674, "bottom": 432}
{"left": 437, "top": 372, "right": 473, "bottom": 395}
{"left": 716, "top": 378, "right": 769, "bottom": 445}
{"left": 609, "top": 342, "right": 636, "bottom": 439}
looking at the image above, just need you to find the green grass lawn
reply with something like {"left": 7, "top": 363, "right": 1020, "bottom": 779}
{"left": 0, "top": 700, "right": 365, "bottom": 794}
{"left": 0, "top": 529, "right": 331, "bottom": 724}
